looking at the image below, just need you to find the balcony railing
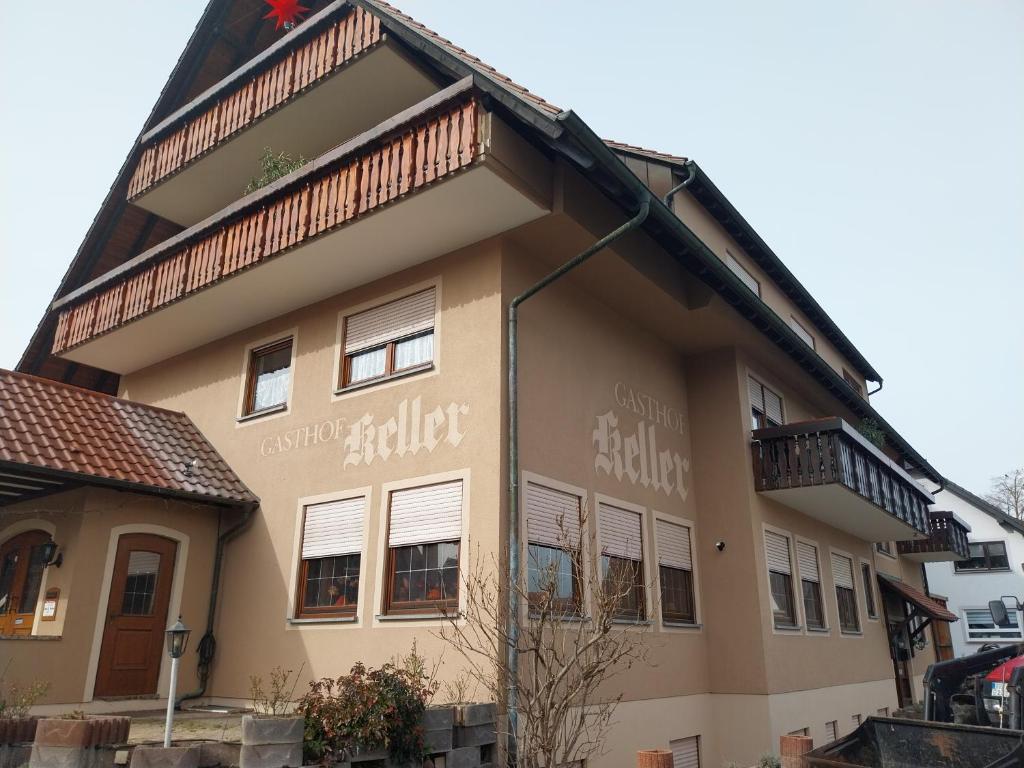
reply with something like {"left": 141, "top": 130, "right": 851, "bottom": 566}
{"left": 53, "top": 92, "right": 481, "bottom": 355}
{"left": 751, "top": 418, "right": 932, "bottom": 538}
{"left": 897, "top": 511, "right": 971, "bottom": 562}
{"left": 127, "top": 4, "right": 382, "bottom": 200}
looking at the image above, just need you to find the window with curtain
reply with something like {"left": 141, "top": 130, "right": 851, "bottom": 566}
{"left": 525, "top": 482, "right": 582, "bottom": 615}
{"left": 244, "top": 338, "right": 292, "bottom": 415}
{"left": 831, "top": 553, "right": 860, "bottom": 634}
{"left": 657, "top": 518, "right": 696, "bottom": 625}
{"left": 765, "top": 529, "right": 797, "bottom": 628}
{"left": 599, "top": 502, "right": 646, "bottom": 621}
{"left": 297, "top": 496, "right": 365, "bottom": 618}
{"left": 385, "top": 481, "right": 461, "bottom": 615}
{"left": 749, "top": 376, "right": 784, "bottom": 430}
{"left": 796, "top": 541, "right": 825, "bottom": 631}
{"left": 342, "top": 288, "right": 435, "bottom": 388}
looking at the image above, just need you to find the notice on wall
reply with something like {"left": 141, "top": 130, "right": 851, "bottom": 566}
{"left": 42, "top": 588, "right": 60, "bottom": 621}
{"left": 593, "top": 382, "right": 691, "bottom": 501}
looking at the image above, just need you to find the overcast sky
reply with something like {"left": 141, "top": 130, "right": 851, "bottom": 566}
{"left": 1, "top": 1, "right": 1021, "bottom": 497}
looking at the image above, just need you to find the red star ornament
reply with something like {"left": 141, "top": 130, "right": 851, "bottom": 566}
{"left": 264, "top": 0, "right": 310, "bottom": 31}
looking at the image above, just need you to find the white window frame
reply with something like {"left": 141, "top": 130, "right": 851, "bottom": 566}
{"left": 332, "top": 277, "right": 441, "bottom": 401}
{"left": 829, "top": 547, "right": 862, "bottom": 637}
{"left": 235, "top": 327, "right": 298, "bottom": 426}
{"left": 763, "top": 523, "right": 801, "bottom": 633}
{"left": 652, "top": 511, "right": 702, "bottom": 631}
{"left": 371, "top": 469, "right": 470, "bottom": 627}
{"left": 963, "top": 605, "right": 1024, "bottom": 644}
{"left": 520, "top": 471, "right": 592, "bottom": 621}
{"left": 795, "top": 535, "right": 829, "bottom": 635}
{"left": 594, "top": 494, "right": 651, "bottom": 625}
{"left": 288, "top": 486, "right": 372, "bottom": 627}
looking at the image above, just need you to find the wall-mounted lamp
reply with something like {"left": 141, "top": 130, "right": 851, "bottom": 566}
{"left": 41, "top": 539, "right": 62, "bottom": 568}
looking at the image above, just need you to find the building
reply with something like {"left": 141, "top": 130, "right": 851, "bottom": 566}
{"left": 1, "top": 2, "right": 968, "bottom": 765}
{"left": 920, "top": 480, "right": 1024, "bottom": 659}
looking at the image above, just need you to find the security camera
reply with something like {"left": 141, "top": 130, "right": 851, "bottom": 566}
{"left": 715, "top": 540, "right": 726, "bottom": 552}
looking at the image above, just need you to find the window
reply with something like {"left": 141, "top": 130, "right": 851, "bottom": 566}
{"left": 965, "top": 607, "right": 1023, "bottom": 642}
{"left": 875, "top": 541, "right": 894, "bottom": 557}
{"left": 877, "top": 708, "right": 889, "bottom": 717}
{"left": 243, "top": 338, "right": 292, "bottom": 416}
{"left": 861, "top": 562, "right": 878, "bottom": 619}
{"left": 788, "top": 728, "right": 809, "bottom": 736}
{"left": 955, "top": 541, "right": 1011, "bottom": 572}
{"left": 296, "top": 496, "right": 365, "bottom": 619}
{"left": 749, "top": 376, "right": 784, "bottom": 430}
{"left": 796, "top": 541, "right": 826, "bottom": 630}
{"left": 725, "top": 253, "right": 760, "bottom": 296}
{"left": 384, "top": 481, "right": 462, "bottom": 615}
{"left": 825, "top": 721, "right": 837, "bottom": 742}
{"left": 525, "top": 482, "right": 582, "bottom": 614}
{"left": 843, "top": 369, "right": 863, "bottom": 397}
{"left": 831, "top": 553, "right": 860, "bottom": 634}
{"left": 789, "top": 316, "right": 815, "bottom": 349}
{"left": 669, "top": 736, "right": 700, "bottom": 768}
{"left": 657, "top": 518, "right": 696, "bottom": 625}
{"left": 598, "top": 502, "right": 645, "bottom": 621}
{"left": 765, "top": 530, "right": 797, "bottom": 629}
{"left": 341, "top": 288, "right": 435, "bottom": 388}
{"left": 852, "top": 714, "right": 862, "bottom": 727}
{"left": 122, "top": 551, "right": 160, "bottom": 615}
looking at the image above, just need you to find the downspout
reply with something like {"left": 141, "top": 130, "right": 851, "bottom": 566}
{"left": 868, "top": 380, "right": 883, "bottom": 396}
{"left": 176, "top": 501, "right": 257, "bottom": 708}
{"left": 662, "top": 161, "right": 696, "bottom": 208}
{"left": 506, "top": 200, "right": 650, "bottom": 767}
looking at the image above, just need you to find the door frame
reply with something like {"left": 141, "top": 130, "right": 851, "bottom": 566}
{"left": 84, "top": 524, "right": 189, "bottom": 703}
{"left": 0, "top": 519, "right": 56, "bottom": 636}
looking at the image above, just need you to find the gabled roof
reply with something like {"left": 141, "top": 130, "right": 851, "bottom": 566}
{"left": 944, "top": 478, "right": 1024, "bottom": 537}
{"left": 0, "top": 369, "right": 258, "bottom": 508}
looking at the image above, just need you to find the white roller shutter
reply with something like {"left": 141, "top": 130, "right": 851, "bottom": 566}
{"left": 302, "top": 497, "right": 365, "bottom": 559}
{"left": 748, "top": 376, "right": 764, "bottom": 414}
{"left": 344, "top": 288, "right": 435, "bottom": 353}
{"left": 764, "top": 530, "right": 792, "bottom": 575}
{"left": 726, "top": 253, "right": 759, "bottom": 295}
{"left": 599, "top": 503, "right": 643, "bottom": 561}
{"left": 670, "top": 736, "right": 700, "bottom": 768}
{"left": 796, "top": 542, "right": 820, "bottom": 583}
{"left": 825, "top": 721, "right": 837, "bottom": 742}
{"left": 657, "top": 519, "right": 692, "bottom": 570}
{"left": 388, "top": 480, "right": 462, "bottom": 548}
{"left": 748, "top": 376, "right": 783, "bottom": 425}
{"left": 526, "top": 482, "right": 581, "bottom": 548}
{"left": 831, "top": 553, "right": 855, "bottom": 590}
{"left": 127, "top": 551, "right": 160, "bottom": 575}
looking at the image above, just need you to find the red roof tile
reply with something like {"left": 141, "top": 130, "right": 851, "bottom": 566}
{"left": 0, "top": 369, "right": 257, "bottom": 507}
{"left": 878, "top": 574, "right": 958, "bottom": 622}
{"left": 605, "top": 140, "right": 689, "bottom": 166}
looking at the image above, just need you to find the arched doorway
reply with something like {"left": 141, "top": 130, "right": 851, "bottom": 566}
{"left": 0, "top": 530, "right": 50, "bottom": 636}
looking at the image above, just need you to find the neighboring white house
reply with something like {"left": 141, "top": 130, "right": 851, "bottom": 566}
{"left": 924, "top": 480, "right": 1024, "bottom": 658}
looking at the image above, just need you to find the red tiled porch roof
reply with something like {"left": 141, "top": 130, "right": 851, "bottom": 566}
{"left": 878, "top": 573, "right": 958, "bottom": 622}
{"left": 0, "top": 369, "right": 257, "bottom": 508}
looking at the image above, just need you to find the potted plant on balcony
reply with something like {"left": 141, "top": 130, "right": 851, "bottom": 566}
{"left": 240, "top": 665, "right": 304, "bottom": 768}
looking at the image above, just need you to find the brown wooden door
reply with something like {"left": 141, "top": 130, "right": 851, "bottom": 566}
{"left": 94, "top": 534, "right": 177, "bottom": 698}
{"left": 0, "top": 530, "right": 49, "bottom": 636}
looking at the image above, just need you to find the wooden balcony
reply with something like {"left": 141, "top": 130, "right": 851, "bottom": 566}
{"left": 751, "top": 418, "right": 933, "bottom": 541}
{"left": 126, "top": 4, "right": 438, "bottom": 226}
{"left": 897, "top": 511, "right": 971, "bottom": 562}
{"left": 51, "top": 84, "right": 551, "bottom": 373}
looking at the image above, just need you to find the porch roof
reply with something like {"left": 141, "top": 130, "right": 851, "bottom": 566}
{"left": 0, "top": 369, "right": 258, "bottom": 509}
{"left": 878, "top": 573, "right": 958, "bottom": 622}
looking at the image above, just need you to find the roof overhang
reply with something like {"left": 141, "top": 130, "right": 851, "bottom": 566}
{"left": 878, "top": 574, "right": 958, "bottom": 622}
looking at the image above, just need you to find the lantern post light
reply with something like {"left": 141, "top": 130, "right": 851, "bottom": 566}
{"left": 164, "top": 617, "right": 191, "bottom": 748}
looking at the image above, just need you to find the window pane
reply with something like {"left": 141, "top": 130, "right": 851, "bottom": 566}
{"left": 527, "top": 544, "right": 577, "bottom": 612}
{"left": 837, "top": 586, "right": 860, "bottom": 633}
{"left": 861, "top": 563, "right": 877, "bottom": 617}
{"left": 988, "top": 542, "right": 1010, "bottom": 570}
{"left": 17, "top": 545, "right": 48, "bottom": 614}
{"left": 121, "top": 551, "right": 161, "bottom": 616}
{"left": 394, "top": 332, "right": 434, "bottom": 371}
{"left": 348, "top": 346, "right": 387, "bottom": 385}
{"left": 602, "top": 556, "right": 645, "bottom": 621}
{"left": 802, "top": 579, "right": 825, "bottom": 629}
{"left": 660, "top": 565, "right": 695, "bottom": 624}
{"left": 301, "top": 554, "right": 360, "bottom": 613}
{"left": 770, "top": 571, "right": 796, "bottom": 627}
{"left": 252, "top": 343, "right": 291, "bottom": 411}
{"left": 389, "top": 541, "right": 459, "bottom": 612}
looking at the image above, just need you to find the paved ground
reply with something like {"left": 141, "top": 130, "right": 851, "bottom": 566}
{"left": 122, "top": 709, "right": 245, "bottom": 744}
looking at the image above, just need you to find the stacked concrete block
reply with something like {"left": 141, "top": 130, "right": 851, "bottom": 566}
{"left": 0, "top": 717, "right": 38, "bottom": 768}
{"left": 239, "top": 717, "right": 302, "bottom": 768}
{"left": 129, "top": 747, "right": 200, "bottom": 768}
{"left": 30, "top": 718, "right": 130, "bottom": 768}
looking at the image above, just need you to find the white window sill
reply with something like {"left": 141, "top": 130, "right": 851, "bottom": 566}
{"left": 335, "top": 363, "right": 434, "bottom": 395}
{"left": 237, "top": 403, "right": 288, "bottom": 422}
{"left": 376, "top": 612, "right": 459, "bottom": 622}
{"left": 774, "top": 624, "right": 803, "bottom": 632}
{"left": 288, "top": 616, "right": 357, "bottom": 625}
{"left": 806, "top": 626, "right": 831, "bottom": 634}
{"left": 612, "top": 618, "right": 652, "bottom": 626}
{"left": 663, "top": 621, "right": 701, "bottom": 630}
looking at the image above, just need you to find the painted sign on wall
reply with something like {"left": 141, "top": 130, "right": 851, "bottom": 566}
{"left": 260, "top": 396, "right": 470, "bottom": 467}
{"left": 593, "top": 382, "right": 690, "bottom": 501}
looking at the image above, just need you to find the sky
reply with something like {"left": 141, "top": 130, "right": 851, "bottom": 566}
{"left": 1, "top": 1, "right": 1021, "bottom": 497}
